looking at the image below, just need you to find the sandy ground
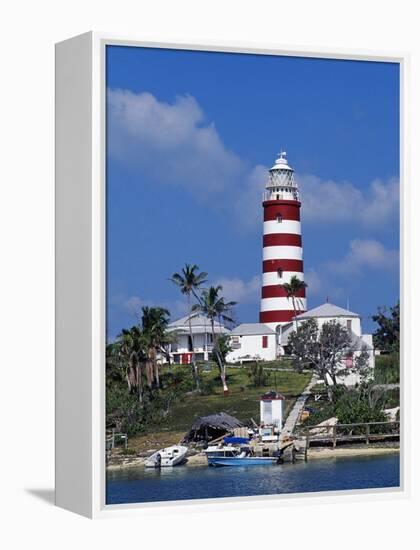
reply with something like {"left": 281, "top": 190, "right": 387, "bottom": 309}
{"left": 106, "top": 453, "right": 207, "bottom": 471}
{"left": 106, "top": 444, "right": 400, "bottom": 471}
{"left": 307, "top": 445, "right": 400, "bottom": 460}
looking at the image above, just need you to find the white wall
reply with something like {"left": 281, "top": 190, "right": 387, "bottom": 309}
{"left": 172, "top": 333, "right": 205, "bottom": 352}
{"left": 263, "top": 220, "right": 301, "bottom": 235}
{"left": 260, "top": 399, "right": 283, "bottom": 428}
{"left": 263, "top": 271, "right": 306, "bottom": 286}
{"left": 315, "top": 316, "right": 361, "bottom": 336}
{"left": 227, "top": 333, "right": 277, "bottom": 362}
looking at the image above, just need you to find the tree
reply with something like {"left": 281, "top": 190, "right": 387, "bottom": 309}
{"left": 247, "top": 362, "right": 270, "bottom": 387}
{"left": 288, "top": 318, "right": 369, "bottom": 400}
{"left": 141, "top": 306, "right": 171, "bottom": 389}
{"left": 280, "top": 275, "right": 308, "bottom": 330}
{"left": 213, "top": 333, "right": 233, "bottom": 365}
{"left": 169, "top": 264, "right": 208, "bottom": 390}
{"left": 372, "top": 302, "right": 400, "bottom": 353}
{"left": 109, "top": 326, "right": 147, "bottom": 403}
{"left": 192, "top": 285, "right": 236, "bottom": 395}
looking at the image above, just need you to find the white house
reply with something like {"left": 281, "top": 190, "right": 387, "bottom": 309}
{"left": 166, "top": 314, "right": 229, "bottom": 364}
{"left": 166, "top": 303, "right": 375, "bottom": 386}
{"left": 280, "top": 302, "right": 375, "bottom": 385}
{"left": 226, "top": 323, "right": 277, "bottom": 363}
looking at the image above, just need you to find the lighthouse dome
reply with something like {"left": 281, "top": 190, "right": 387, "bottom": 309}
{"left": 270, "top": 151, "right": 294, "bottom": 172}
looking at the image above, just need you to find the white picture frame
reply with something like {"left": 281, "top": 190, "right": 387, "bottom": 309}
{"left": 55, "top": 32, "right": 409, "bottom": 518}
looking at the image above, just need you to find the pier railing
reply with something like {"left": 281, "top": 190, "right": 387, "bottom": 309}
{"left": 296, "top": 421, "right": 400, "bottom": 450}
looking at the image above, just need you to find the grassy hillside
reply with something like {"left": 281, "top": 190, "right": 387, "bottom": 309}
{"left": 147, "top": 365, "right": 312, "bottom": 433}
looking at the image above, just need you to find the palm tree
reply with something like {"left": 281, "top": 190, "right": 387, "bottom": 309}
{"left": 281, "top": 275, "right": 308, "bottom": 331}
{"left": 141, "top": 306, "right": 170, "bottom": 389}
{"left": 192, "top": 285, "right": 236, "bottom": 395}
{"left": 112, "top": 326, "right": 146, "bottom": 402}
{"left": 170, "top": 264, "right": 208, "bottom": 390}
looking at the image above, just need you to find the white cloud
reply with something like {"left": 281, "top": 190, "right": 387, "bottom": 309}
{"left": 213, "top": 275, "right": 261, "bottom": 304}
{"left": 299, "top": 174, "right": 399, "bottom": 227}
{"left": 121, "top": 294, "right": 188, "bottom": 321}
{"left": 108, "top": 89, "right": 245, "bottom": 196}
{"left": 232, "top": 165, "right": 267, "bottom": 230}
{"left": 305, "top": 269, "right": 322, "bottom": 296}
{"left": 123, "top": 295, "right": 144, "bottom": 317}
{"left": 305, "top": 239, "right": 399, "bottom": 302}
{"left": 108, "top": 88, "right": 399, "bottom": 231}
{"left": 328, "top": 239, "right": 399, "bottom": 275}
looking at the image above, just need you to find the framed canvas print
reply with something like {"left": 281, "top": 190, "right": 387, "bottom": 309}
{"left": 55, "top": 32, "right": 407, "bottom": 518}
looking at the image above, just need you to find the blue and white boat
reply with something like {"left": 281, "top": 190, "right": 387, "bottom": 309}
{"left": 204, "top": 444, "right": 279, "bottom": 467}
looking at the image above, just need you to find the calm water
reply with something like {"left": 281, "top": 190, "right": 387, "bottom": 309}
{"left": 106, "top": 453, "right": 400, "bottom": 504}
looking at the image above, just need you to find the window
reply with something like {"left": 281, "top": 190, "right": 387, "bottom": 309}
{"left": 277, "top": 268, "right": 283, "bottom": 279}
{"left": 347, "top": 320, "right": 352, "bottom": 332}
{"left": 231, "top": 336, "right": 241, "bottom": 349}
{"left": 276, "top": 214, "right": 282, "bottom": 223}
{"left": 262, "top": 335, "right": 268, "bottom": 348}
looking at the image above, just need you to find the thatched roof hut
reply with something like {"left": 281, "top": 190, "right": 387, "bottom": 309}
{"left": 183, "top": 412, "right": 243, "bottom": 443}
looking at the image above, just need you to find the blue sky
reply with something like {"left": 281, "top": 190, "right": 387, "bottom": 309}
{"left": 106, "top": 46, "right": 399, "bottom": 340}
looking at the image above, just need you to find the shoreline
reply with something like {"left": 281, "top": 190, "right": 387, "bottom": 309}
{"left": 106, "top": 445, "right": 400, "bottom": 471}
{"left": 307, "top": 446, "right": 400, "bottom": 460}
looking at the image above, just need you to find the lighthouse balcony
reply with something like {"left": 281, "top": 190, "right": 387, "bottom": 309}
{"left": 263, "top": 188, "right": 299, "bottom": 202}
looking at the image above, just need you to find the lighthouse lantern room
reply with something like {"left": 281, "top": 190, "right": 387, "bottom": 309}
{"left": 259, "top": 151, "right": 306, "bottom": 331}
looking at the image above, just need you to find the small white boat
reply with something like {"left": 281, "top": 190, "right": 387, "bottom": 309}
{"left": 204, "top": 444, "right": 279, "bottom": 467}
{"left": 144, "top": 445, "right": 188, "bottom": 468}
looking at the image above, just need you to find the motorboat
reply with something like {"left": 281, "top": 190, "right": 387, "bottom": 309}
{"left": 144, "top": 445, "right": 188, "bottom": 468}
{"left": 204, "top": 444, "right": 279, "bottom": 467}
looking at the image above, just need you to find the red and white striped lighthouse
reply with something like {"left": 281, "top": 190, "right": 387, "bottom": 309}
{"left": 259, "top": 151, "right": 306, "bottom": 331}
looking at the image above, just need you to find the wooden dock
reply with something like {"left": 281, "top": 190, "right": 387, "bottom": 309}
{"left": 295, "top": 421, "right": 400, "bottom": 460}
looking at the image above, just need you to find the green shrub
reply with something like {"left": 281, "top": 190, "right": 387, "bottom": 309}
{"left": 384, "top": 388, "right": 400, "bottom": 408}
{"left": 247, "top": 363, "right": 271, "bottom": 387}
{"left": 106, "top": 384, "right": 147, "bottom": 436}
{"left": 374, "top": 353, "right": 400, "bottom": 384}
{"left": 302, "top": 385, "right": 388, "bottom": 433}
{"left": 121, "top": 448, "right": 137, "bottom": 456}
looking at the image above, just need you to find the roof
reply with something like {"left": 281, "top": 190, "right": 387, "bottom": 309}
{"left": 296, "top": 302, "right": 360, "bottom": 319}
{"left": 183, "top": 412, "right": 243, "bottom": 442}
{"left": 189, "top": 412, "right": 243, "bottom": 432}
{"left": 261, "top": 391, "right": 285, "bottom": 401}
{"left": 230, "top": 323, "right": 275, "bottom": 336}
{"left": 169, "top": 326, "right": 229, "bottom": 335}
{"left": 168, "top": 314, "right": 226, "bottom": 331}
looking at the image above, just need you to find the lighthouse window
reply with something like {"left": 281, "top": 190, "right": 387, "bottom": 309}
{"left": 276, "top": 214, "right": 282, "bottom": 223}
{"left": 277, "top": 269, "right": 283, "bottom": 279}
